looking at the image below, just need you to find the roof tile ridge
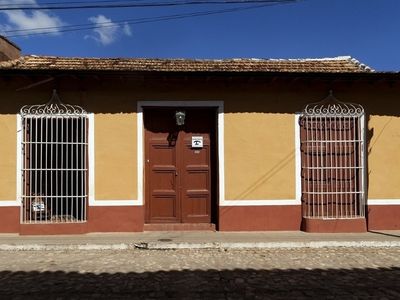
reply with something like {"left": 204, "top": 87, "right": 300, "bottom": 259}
{"left": 265, "top": 55, "right": 375, "bottom": 72}
{"left": 349, "top": 57, "right": 375, "bottom": 72}
{"left": 220, "top": 56, "right": 356, "bottom": 63}
{"left": 26, "top": 55, "right": 117, "bottom": 60}
{"left": 315, "top": 55, "right": 374, "bottom": 72}
{"left": 27, "top": 54, "right": 56, "bottom": 59}
{"left": 265, "top": 56, "right": 352, "bottom": 62}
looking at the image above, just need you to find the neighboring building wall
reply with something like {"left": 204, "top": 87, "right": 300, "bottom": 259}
{"left": 0, "top": 36, "right": 21, "bottom": 61}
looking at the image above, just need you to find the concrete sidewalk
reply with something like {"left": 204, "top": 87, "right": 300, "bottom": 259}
{"left": 0, "top": 230, "right": 399, "bottom": 250}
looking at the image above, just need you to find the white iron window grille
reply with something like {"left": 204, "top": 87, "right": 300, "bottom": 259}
{"left": 299, "top": 91, "right": 365, "bottom": 219}
{"left": 20, "top": 90, "right": 88, "bottom": 223}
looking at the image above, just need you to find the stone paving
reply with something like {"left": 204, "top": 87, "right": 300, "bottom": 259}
{"left": 0, "top": 247, "right": 399, "bottom": 299}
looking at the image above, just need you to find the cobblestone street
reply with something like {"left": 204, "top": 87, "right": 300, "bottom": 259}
{"left": 0, "top": 247, "right": 399, "bottom": 299}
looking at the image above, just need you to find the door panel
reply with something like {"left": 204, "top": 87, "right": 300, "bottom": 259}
{"left": 147, "top": 141, "right": 179, "bottom": 223}
{"left": 144, "top": 107, "right": 215, "bottom": 224}
{"left": 145, "top": 109, "right": 180, "bottom": 223}
{"left": 181, "top": 137, "right": 211, "bottom": 223}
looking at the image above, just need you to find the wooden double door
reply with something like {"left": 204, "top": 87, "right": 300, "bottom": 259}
{"left": 144, "top": 107, "right": 216, "bottom": 224}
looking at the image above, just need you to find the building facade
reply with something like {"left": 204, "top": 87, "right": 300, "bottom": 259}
{"left": 0, "top": 38, "right": 399, "bottom": 234}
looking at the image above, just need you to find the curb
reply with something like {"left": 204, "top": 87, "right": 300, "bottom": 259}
{"left": 144, "top": 240, "right": 400, "bottom": 250}
{"left": 0, "top": 240, "right": 399, "bottom": 251}
{"left": 0, "top": 243, "right": 137, "bottom": 251}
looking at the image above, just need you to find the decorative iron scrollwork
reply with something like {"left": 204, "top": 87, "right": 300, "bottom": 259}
{"left": 20, "top": 89, "right": 86, "bottom": 116}
{"left": 303, "top": 90, "right": 364, "bottom": 117}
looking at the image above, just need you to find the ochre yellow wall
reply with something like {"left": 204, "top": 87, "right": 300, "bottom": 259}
{"left": 367, "top": 115, "right": 400, "bottom": 199}
{"left": 94, "top": 113, "right": 137, "bottom": 200}
{"left": 0, "top": 115, "right": 16, "bottom": 200}
{"left": 0, "top": 80, "right": 400, "bottom": 204}
{"left": 224, "top": 112, "right": 295, "bottom": 200}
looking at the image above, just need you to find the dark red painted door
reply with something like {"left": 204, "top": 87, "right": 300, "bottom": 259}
{"left": 144, "top": 108, "right": 215, "bottom": 224}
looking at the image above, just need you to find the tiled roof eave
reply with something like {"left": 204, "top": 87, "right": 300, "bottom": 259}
{"left": 0, "top": 55, "right": 375, "bottom": 73}
{"left": 0, "top": 68, "right": 371, "bottom": 74}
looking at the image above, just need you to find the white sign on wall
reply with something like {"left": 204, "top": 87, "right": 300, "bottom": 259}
{"left": 191, "top": 136, "right": 203, "bottom": 148}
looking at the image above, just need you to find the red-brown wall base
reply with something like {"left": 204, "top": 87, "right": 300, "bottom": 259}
{"left": 2, "top": 205, "right": 400, "bottom": 234}
{"left": 301, "top": 217, "right": 367, "bottom": 233}
{"left": 20, "top": 223, "right": 88, "bottom": 235}
{"left": 88, "top": 206, "right": 144, "bottom": 232}
{"left": 219, "top": 205, "right": 302, "bottom": 231}
{"left": 144, "top": 223, "right": 215, "bottom": 231}
{"left": 367, "top": 205, "right": 400, "bottom": 230}
{"left": 0, "top": 206, "right": 19, "bottom": 233}
{"left": 0, "top": 206, "right": 144, "bottom": 235}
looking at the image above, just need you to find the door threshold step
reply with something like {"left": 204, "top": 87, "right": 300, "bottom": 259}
{"left": 144, "top": 223, "right": 216, "bottom": 231}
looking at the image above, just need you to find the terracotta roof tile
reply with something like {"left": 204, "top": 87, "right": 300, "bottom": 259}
{"left": 0, "top": 55, "right": 374, "bottom": 73}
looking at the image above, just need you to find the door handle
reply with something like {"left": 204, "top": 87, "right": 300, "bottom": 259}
{"left": 175, "top": 170, "right": 178, "bottom": 176}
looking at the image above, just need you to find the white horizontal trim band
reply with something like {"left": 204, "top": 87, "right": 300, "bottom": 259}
{"left": 223, "top": 199, "right": 400, "bottom": 206}
{"left": 2, "top": 199, "right": 400, "bottom": 207}
{"left": 0, "top": 200, "right": 143, "bottom": 207}
{"left": 368, "top": 199, "right": 400, "bottom": 205}
{"left": 90, "top": 200, "right": 141, "bottom": 206}
{"left": 0, "top": 201, "right": 20, "bottom": 207}
{"left": 221, "top": 200, "right": 301, "bottom": 206}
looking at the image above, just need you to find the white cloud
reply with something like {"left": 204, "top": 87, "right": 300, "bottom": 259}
{"left": 86, "top": 15, "right": 132, "bottom": 46}
{"left": 0, "top": 23, "right": 12, "bottom": 33}
{"left": 0, "top": 0, "right": 37, "bottom": 6}
{"left": 3, "top": 10, "right": 64, "bottom": 34}
{"left": 0, "top": 0, "right": 64, "bottom": 36}
{"left": 123, "top": 23, "right": 132, "bottom": 36}
{"left": 86, "top": 15, "right": 118, "bottom": 45}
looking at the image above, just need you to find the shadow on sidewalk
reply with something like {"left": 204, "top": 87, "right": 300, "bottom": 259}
{"left": 0, "top": 267, "right": 399, "bottom": 299}
{"left": 368, "top": 230, "right": 400, "bottom": 239}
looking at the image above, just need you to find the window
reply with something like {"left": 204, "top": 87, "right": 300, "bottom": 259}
{"left": 299, "top": 92, "right": 365, "bottom": 219}
{"left": 20, "top": 90, "right": 88, "bottom": 223}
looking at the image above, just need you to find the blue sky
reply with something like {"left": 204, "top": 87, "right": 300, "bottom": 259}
{"left": 0, "top": 0, "right": 399, "bottom": 71}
